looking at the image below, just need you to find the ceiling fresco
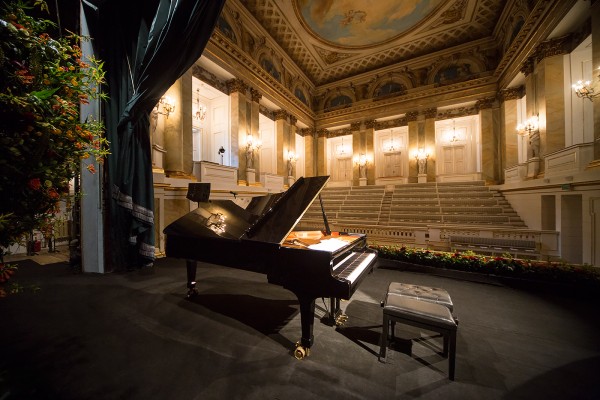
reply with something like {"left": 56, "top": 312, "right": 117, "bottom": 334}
{"left": 240, "top": 0, "right": 505, "bottom": 85}
{"left": 296, "top": 0, "right": 445, "bottom": 47}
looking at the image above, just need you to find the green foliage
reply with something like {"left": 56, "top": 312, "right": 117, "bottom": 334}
{"left": 370, "top": 244, "right": 600, "bottom": 287}
{"left": 0, "top": 0, "right": 109, "bottom": 252}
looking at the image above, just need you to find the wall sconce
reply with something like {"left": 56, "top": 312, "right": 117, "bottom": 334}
{"left": 414, "top": 149, "right": 429, "bottom": 175}
{"left": 156, "top": 96, "right": 176, "bottom": 118}
{"left": 572, "top": 69, "right": 600, "bottom": 101}
{"left": 516, "top": 115, "right": 539, "bottom": 136}
{"left": 287, "top": 151, "right": 298, "bottom": 176}
{"left": 246, "top": 135, "right": 262, "bottom": 151}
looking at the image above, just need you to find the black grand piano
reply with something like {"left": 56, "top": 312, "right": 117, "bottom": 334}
{"left": 163, "top": 176, "right": 377, "bottom": 359}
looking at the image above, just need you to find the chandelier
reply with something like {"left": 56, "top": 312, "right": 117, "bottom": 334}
{"left": 194, "top": 88, "right": 207, "bottom": 121}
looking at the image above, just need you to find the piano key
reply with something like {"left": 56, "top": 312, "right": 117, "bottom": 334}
{"left": 333, "top": 252, "right": 376, "bottom": 283}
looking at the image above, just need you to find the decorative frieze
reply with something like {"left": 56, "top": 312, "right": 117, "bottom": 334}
{"left": 350, "top": 122, "right": 361, "bottom": 131}
{"left": 259, "top": 105, "right": 274, "bottom": 120}
{"left": 363, "top": 119, "right": 376, "bottom": 129}
{"left": 191, "top": 65, "right": 228, "bottom": 94}
{"left": 436, "top": 106, "right": 478, "bottom": 120}
{"left": 375, "top": 118, "right": 408, "bottom": 130}
{"left": 289, "top": 115, "right": 297, "bottom": 126}
{"left": 227, "top": 78, "right": 248, "bottom": 94}
{"left": 499, "top": 86, "right": 524, "bottom": 101}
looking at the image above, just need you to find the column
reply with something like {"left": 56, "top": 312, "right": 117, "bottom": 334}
{"left": 351, "top": 122, "right": 362, "bottom": 186}
{"left": 406, "top": 111, "right": 419, "bottom": 182}
{"left": 249, "top": 88, "right": 261, "bottom": 185}
{"left": 477, "top": 97, "right": 499, "bottom": 184}
{"left": 227, "top": 78, "right": 248, "bottom": 182}
{"left": 536, "top": 37, "right": 569, "bottom": 160}
{"left": 288, "top": 115, "right": 297, "bottom": 185}
{"left": 316, "top": 129, "right": 328, "bottom": 176}
{"left": 364, "top": 120, "right": 375, "bottom": 185}
{"left": 301, "top": 128, "right": 315, "bottom": 177}
{"left": 164, "top": 69, "right": 193, "bottom": 178}
{"left": 592, "top": 0, "right": 600, "bottom": 166}
{"left": 522, "top": 59, "right": 541, "bottom": 178}
{"left": 423, "top": 108, "right": 437, "bottom": 183}
{"left": 499, "top": 87, "right": 524, "bottom": 171}
{"left": 274, "top": 110, "right": 289, "bottom": 178}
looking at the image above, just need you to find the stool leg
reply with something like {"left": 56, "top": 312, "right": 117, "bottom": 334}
{"left": 448, "top": 330, "right": 457, "bottom": 380}
{"left": 442, "top": 332, "right": 449, "bottom": 357}
{"left": 379, "top": 314, "right": 389, "bottom": 361}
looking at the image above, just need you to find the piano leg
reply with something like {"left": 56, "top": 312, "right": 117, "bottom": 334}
{"left": 329, "top": 298, "right": 348, "bottom": 326}
{"left": 294, "top": 296, "right": 315, "bottom": 359}
{"left": 186, "top": 260, "right": 198, "bottom": 298}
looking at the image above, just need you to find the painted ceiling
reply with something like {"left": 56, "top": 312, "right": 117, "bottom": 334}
{"left": 240, "top": 0, "right": 505, "bottom": 85}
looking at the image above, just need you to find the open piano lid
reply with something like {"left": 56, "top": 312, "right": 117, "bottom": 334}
{"left": 243, "top": 175, "right": 329, "bottom": 243}
{"left": 163, "top": 176, "right": 330, "bottom": 244}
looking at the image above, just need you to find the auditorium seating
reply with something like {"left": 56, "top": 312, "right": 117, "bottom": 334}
{"left": 297, "top": 181, "right": 544, "bottom": 259}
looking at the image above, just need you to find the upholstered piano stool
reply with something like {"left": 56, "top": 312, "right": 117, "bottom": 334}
{"left": 379, "top": 294, "right": 458, "bottom": 380}
{"left": 386, "top": 282, "right": 454, "bottom": 312}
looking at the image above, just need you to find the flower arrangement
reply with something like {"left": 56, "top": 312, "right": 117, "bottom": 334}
{"left": 0, "top": 0, "right": 109, "bottom": 294}
{"left": 370, "top": 244, "right": 600, "bottom": 288}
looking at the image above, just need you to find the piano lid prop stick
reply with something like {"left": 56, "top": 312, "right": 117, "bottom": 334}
{"left": 318, "top": 194, "right": 331, "bottom": 236}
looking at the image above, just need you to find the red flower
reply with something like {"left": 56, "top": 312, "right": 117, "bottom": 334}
{"left": 28, "top": 178, "right": 41, "bottom": 190}
{"left": 47, "top": 188, "right": 60, "bottom": 199}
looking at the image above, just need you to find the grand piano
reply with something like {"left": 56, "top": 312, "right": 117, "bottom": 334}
{"left": 163, "top": 176, "right": 377, "bottom": 359}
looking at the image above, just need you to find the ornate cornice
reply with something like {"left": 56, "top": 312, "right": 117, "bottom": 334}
{"left": 499, "top": 86, "right": 525, "bottom": 101}
{"left": 350, "top": 122, "right": 362, "bottom": 131}
{"left": 289, "top": 115, "right": 297, "bottom": 125}
{"left": 274, "top": 109, "right": 289, "bottom": 121}
{"left": 259, "top": 105, "right": 274, "bottom": 120}
{"left": 227, "top": 78, "right": 248, "bottom": 94}
{"left": 250, "top": 88, "right": 262, "bottom": 103}
{"left": 328, "top": 128, "right": 352, "bottom": 138}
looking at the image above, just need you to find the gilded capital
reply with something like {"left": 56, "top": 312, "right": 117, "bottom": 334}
{"left": 423, "top": 108, "right": 437, "bottom": 119}
{"left": 289, "top": 115, "right": 297, "bottom": 126}
{"left": 227, "top": 79, "right": 248, "bottom": 94}
{"left": 250, "top": 88, "right": 262, "bottom": 103}
{"left": 499, "top": 86, "right": 524, "bottom": 102}
{"left": 351, "top": 122, "right": 362, "bottom": 131}
{"left": 364, "top": 119, "right": 376, "bottom": 129}
{"left": 520, "top": 58, "right": 534, "bottom": 76}
{"left": 317, "top": 128, "right": 329, "bottom": 138}
{"left": 535, "top": 35, "right": 572, "bottom": 62}
{"left": 476, "top": 97, "right": 495, "bottom": 110}
{"left": 406, "top": 111, "right": 419, "bottom": 122}
{"left": 300, "top": 128, "right": 314, "bottom": 137}
{"left": 274, "top": 109, "right": 289, "bottom": 121}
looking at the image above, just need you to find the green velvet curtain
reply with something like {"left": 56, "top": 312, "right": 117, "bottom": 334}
{"left": 83, "top": 0, "right": 225, "bottom": 270}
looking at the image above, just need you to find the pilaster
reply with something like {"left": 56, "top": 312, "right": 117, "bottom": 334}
{"left": 499, "top": 87, "right": 524, "bottom": 170}
{"left": 274, "top": 110, "right": 289, "bottom": 177}
{"left": 164, "top": 69, "right": 193, "bottom": 178}
{"left": 423, "top": 109, "right": 437, "bottom": 182}
{"left": 477, "top": 97, "right": 498, "bottom": 184}
{"left": 593, "top": 0, "right": 600, "bottom": 164}
{"left": 317, "top": 129, "right": 328, "bottom": 176}
{"left": 406, "top": 111, "right": 419, "bottom": 182}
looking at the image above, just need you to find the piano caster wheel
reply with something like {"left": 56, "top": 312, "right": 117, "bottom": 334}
{"left": 294, "top": 342, "right": 310, "bottom": 360}
{"left": 335, "top": 314, "right": 348, "bottom": 326}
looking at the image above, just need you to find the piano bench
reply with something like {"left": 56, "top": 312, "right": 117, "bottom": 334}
{"left": 379, "top": 294, "right": 458, "bottom": 380}
{"left": 385, "top": 282, "right": 454, "bottom": 312}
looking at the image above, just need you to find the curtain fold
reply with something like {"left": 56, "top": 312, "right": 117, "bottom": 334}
{"left": 86, "top": 0, "right": 225, "bottom": 270}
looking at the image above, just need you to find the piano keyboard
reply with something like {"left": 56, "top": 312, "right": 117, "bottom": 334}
{"left": 332, "top": 252, "right": 376, "bottom": 284}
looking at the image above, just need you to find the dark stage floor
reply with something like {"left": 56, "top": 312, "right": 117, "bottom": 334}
{"left": 1, "top": 256, "right": 599, "bottom": 399}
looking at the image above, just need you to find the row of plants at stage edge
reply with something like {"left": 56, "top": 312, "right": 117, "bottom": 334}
{"left": 0, "top": 0, "right": 109, "bottom": 296}
{"left": 370, "top": 244, "right": 600, "bottom": 288}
